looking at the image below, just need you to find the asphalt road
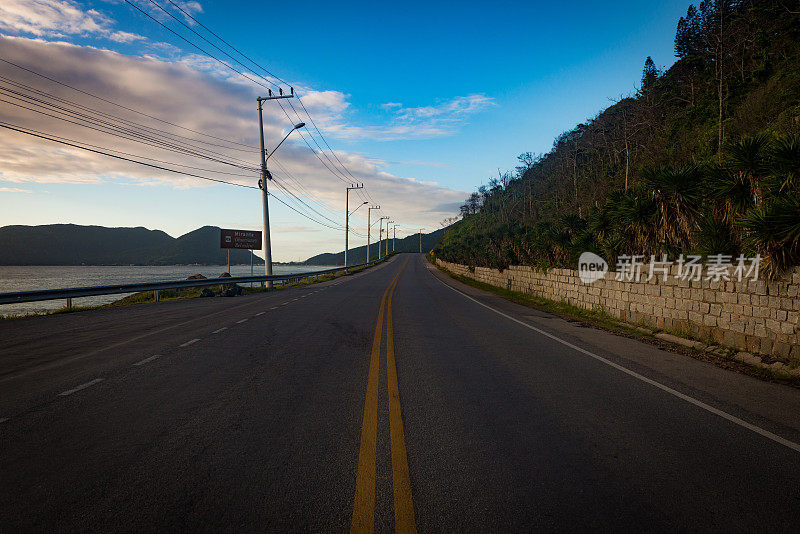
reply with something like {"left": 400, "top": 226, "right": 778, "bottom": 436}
{"left": 2, "top": 253, "right": 800, "bottom": 532}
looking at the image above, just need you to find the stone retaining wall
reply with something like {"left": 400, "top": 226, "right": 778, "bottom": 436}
{"left": 435, "top": 258, "right": 800, "bottom": 362}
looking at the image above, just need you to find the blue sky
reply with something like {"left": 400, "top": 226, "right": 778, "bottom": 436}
{"left": 187, "top": 0, "right": 688, "bottom": 188}
{"left": 0, "top": 0, "right": 689, "bottom": 260}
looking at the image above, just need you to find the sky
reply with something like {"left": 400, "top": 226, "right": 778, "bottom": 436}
{"left": 0, "top": 0, "right": 689, "bottom": 261}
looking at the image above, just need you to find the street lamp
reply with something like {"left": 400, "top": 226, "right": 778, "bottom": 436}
{"left": 344, "top": 185, "right": 364, "bottom": 267}
{"left": 366, "top": 205, "right": 380, "bottom": 263}
{"left": 257, "top": 106, "right": 305, "bottom": 286}
{"left": 386, "top": 221, "right": 394, "bottom": 256}
{"left": 350, "top": 201, "right": 369, "bottom": 215}
{"left": 378, "top": 216, "right": 389, "bottom": 259}
{"left": 345, "top": 200, "right": 367, "bottom": 267}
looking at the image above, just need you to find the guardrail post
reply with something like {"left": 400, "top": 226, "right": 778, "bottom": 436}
{"left": 154, "top": 290, "right": 160, "bottom": 303}
{"left": 66, "top": 297, "right": 72, "bottom": 310}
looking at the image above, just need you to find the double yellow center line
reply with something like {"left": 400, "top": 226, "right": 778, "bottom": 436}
{"left": 351, "top": 259, "right": 416, "bottom": 533}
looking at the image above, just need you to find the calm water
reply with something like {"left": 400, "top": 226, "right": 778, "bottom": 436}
{"left": 0, "top": 264, "right": 335, "bottom": 316}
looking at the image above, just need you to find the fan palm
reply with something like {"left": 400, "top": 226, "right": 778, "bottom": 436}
{"left": 642, "top": 165, "right": 703, "bottom": 250}
{"left": 738, "top": 194, "right": 800, "bottom": 276}
{"left": 725, "top": 133, "right": 772, "bottom": 204}
{"left": 770, "top": 134, "right": 800, "bottom": 194}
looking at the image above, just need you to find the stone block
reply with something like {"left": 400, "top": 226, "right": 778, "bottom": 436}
{"left": 766, "top": 318, "right": 781, "bottom": 333}
{"left": 746, "top": 336, "right": 761, "bottom": 353}
{"left": 751, "top": 280, "right": 767, "bottom": 295}
{"left": 754, "top": 323, "right": 767, "bottom": 337}
{"left": 773, "top": 342, "right": 791, "bottom": 359}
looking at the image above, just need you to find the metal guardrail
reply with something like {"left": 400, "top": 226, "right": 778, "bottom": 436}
{"left": 0, "top": 259, "right": 383, "bottom": 307}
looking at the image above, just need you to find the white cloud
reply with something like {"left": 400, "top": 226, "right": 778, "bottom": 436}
{"left": 0, "top": 186, "right": 34, "bottom": 193}
{"left": 301, "top": 92, "right": 496, "bottom": 141}
{"left": 107, "top": 30, "right": 145, "bottom": 43}
{"left": 0, "top": 35, "right": 467, "bottom": 250}
{"left": 0, "top": 0, "right": 147, "bottom": 43}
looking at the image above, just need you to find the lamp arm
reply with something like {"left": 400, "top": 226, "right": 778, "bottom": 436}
{"left": 266, "top": 130, "right": 295, "bottom": 161}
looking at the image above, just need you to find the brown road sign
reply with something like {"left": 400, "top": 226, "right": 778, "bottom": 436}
{"left": 220, "top": 229, "right": 262, "bottom": 250}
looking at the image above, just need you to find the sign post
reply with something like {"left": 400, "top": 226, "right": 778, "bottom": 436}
{"left": 220, "top": 229, "right": 263, "bottom": 280}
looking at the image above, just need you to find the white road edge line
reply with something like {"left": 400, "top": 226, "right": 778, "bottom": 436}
{"left": 434, "top": 273, "right": 800, "bottom": 454}
{"left": 212, "top": 327, "right": 228, "bottom": 334}
{"left": 180, "top": 338, "right": 200, "bottom": 347}
{"left": 59, "top": 378, "right": 104, "bottom": 396}
{"left": 236, "top": 318, "right": 248, "bottom": 324}
{"left": 133, "top": 355, "right": 160, "bottom": 366}
{"left": 269, "top": 307, "right": 278, "bottom": 310}
{"left": 255, "top": 311, "right": 266, "bottom": 316}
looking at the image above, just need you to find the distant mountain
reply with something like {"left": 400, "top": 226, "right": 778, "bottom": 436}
{"left": 301, "top": 228, "right": 445, "bottom": 266}
{"left": 0, "top": 224, "right": 264, "bottom": 266}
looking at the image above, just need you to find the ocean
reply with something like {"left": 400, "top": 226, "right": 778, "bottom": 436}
{"left": 0, "top": 264, "right": 336, "bottom": 317}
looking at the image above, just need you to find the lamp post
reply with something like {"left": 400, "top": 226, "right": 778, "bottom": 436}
{"left": 386, "top": 221, "right": 394, "bottom": 256}
{"left": 366, "top": 205, "right": 380, "bottom": 263}
{"left": 419, "top": 228, "right": 424, "bottom": 253}
{"left": 344, "top": 185, "right": 365, "bottom": 267}
{"left": 346, "top": 199, "right": 368, "bottom": 266}
{"left": 392, "top": 224, "right": 398, "bottom": 252}
{"left": 258, "top": 92, "right": 304, "bottom": 287}
{"left": 378, "top": 216, "right": 389, "bottom": 259}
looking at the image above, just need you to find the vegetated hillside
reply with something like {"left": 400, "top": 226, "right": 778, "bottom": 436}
{"left": 436, "top": 0, "right": 800, "bottom": 277}
{"left": 0, "top": 224, "right": 265, "bottom": 265}
{"left": 302, "top": 228, "right": 445, "bottom": 265}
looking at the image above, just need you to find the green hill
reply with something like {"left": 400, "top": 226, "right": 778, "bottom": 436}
{"left": 302, "top": 228, "right": 446, "bottom": 265}
{"left": 436, "top": 0, "right": 800, "bottom": 277}
{"left": 0, "top": 224, "right": 265, "bottom": 266}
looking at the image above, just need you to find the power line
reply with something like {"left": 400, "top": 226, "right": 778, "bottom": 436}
{"left": 137, "top": 0, "right": 368, "bottom": 189}
{"left": 0, "top": 121, "right": 258, "bottom": 188}
{"left": 0, "top": 122, "right": 257, "bottom": 177}
{"left": 3, "top": 120, "right": 366, "bottom": 235}
{"left": 164, "top": 0, "right": 291, "bottom": 87}
{"left": 0, "top": 90, "right": 260, "bottom": 171}
{"left": 271, "top": 176, "right": 344, "bottom": 228}
{"left": 0, "top": 73, "right": 257, "bottom": 155}
{"left": 0, "top": 56, "right": 259, "bottom": 150}
{"left": 0, "top": 95, "right": 257, "bottom": 174}
{"left": 268, "top": 190, "right": 349, "bottom": 232}
{"left": 125, "top": 0, "right": 359, "bottom": 187}
{"left": 270, "top": 157, "right": 344, "bottom": 219}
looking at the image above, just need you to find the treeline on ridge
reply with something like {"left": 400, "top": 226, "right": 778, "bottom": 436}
{"left": 435, "top": 0, "right": 800, "bottom": 278}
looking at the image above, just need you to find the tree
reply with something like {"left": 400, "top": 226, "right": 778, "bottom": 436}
{"left": 641, "top": 56, "right": 660, "bottom": 92}
{"left": 515, "top": 152, "right": 535, "bottom": 177}
{"left": 675, "top": 5, "right": 703, "bottom": 58}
